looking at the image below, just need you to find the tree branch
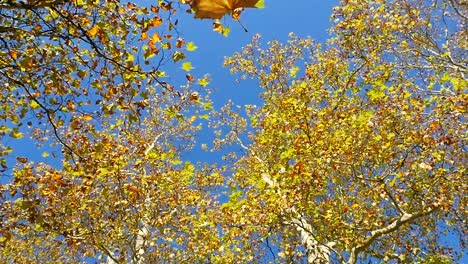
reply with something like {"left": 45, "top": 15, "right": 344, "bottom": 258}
{"left": 0, "top": 0, "right": 66, "bottom": 10}
{"left": 347, "top": 207, "right": 437, "bottom": 264}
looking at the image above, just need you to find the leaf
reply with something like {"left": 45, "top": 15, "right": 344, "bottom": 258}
{"left": 198, "top": 77, "right": 209, "bottom": 87}
{"left": 182, "top": 61, "right": 194, "bottom": 72}
{"left": 82, "top": 114, "right": 93, "bottom": 121}
{"left": 172, "top": 51, "right": 186, "bottom": 62}
{"left": 150, "top": 32, "right": 162, "bottom": 43}
{"left": 29, "top": 101, "right": 40, "bottom": 109}
{"left": 16, "top": 157, "right": 28, "bottom": 163}
{"left": 189, "top": 0, "right": 264, "bottom": 19}
{"left": 289, "top": 66, "right": 300, "bottom": 78}
{"left": 9, "top": 130, "right": 23, "bottom": 139}
{"left": 189, "top": 92, "right": 199, "bottom": 101}
{"left": 150, "top": 16, "right": 163, "bottom": 27}
{"left": 87, "top": 25, "right": 99, "bottom": 37}
{"left": 186, "top": 42, "right": 198, "bottom": 51}
{"left": 186, "top": 74, "right": 195, "bottom": 82}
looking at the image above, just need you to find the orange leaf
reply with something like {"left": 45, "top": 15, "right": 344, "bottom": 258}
{"left": 151, "top": 32, "right": 162, "bottom": 43}
{"left": 82, "top": 114, "right": 93, "bottom": 121}
{"left": 190, "top": 0, "right": 263, "bottom": 19}
{"left": 189, "top": 91, "right": 199, "bottom": 101}
{"left": 87, "top": 25, "right": 99, "bottom": 37}
{"left": 151, "top": 5, "right": 159, "bottom": 13}
{"left": 151, "top": 16, "right": 163, "bottom": 27}
{"left": 186, "top": 74, "right": 195, "bottom": 82}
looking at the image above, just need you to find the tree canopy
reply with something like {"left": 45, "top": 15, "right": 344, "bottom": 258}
{"left": 0, "top": 0, "right": 466, "bottom": 263}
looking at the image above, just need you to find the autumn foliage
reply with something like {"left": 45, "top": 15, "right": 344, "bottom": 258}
{"left": 0, "top": 0, "right": 466, "bottom": 263}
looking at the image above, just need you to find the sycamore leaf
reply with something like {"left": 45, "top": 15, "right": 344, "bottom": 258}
{"left": 87, "top": 25, "right": 99, "bottom": 37}
{"left": 182, "top": 61, "right": 194, "bottom": 71}
{"left": 189, "top": 0, "right": 264, "bottom": 20}
{"left": 186, "top": 42, "right": 198, "bottom": 51}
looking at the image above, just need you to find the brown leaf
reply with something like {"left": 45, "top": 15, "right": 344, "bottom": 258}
{"left": 16, "top": 157, "right": 28, "bottom": 163}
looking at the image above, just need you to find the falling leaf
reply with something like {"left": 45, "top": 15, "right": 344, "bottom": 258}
{"left": 182, "top": 61, "right": 194, "bottom": 72}
{"left": 9, "top": 131, "right": 23, "bottom": 139}
{"left": 151, "top": 32, "right": 162, "bottom": 43}
{"left": 186, "top": 42, "right": 198, "bottom": 51}
{"left": 16, "top": 157, "right": 28, "bottom": 163}
{"left": 173, "top": 51, "right": 186, "bottom": 62}
{"left": 176, "top": 38, "right": 185, "bottom": 49}
{"left": 189, "top": 0, "right": 264, "bottom": 19}
{"left": 198, "top": 77, "right": 209, "bottom": 87}
{"left": 186, "top": 74, "right": 195, "bottom": 82}
{"left": 189, "top": 91, "right": 199, "bottom": 101}
{"left": 151, "top": 16, "right": 163, "bottom": 27}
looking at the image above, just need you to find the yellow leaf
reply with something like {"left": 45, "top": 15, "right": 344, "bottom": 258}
{"left": 182, "top": 61, "right": 194, "bottom": 72}
{"left": 10, "top": 131, "right": 23, "bottom": 139}
{"left": 30, "top": 100, "right": 40, "bottom": 109}
{"left": 198, "top": 77, "right": 209, "bottom": 87}
{"left": 189, "top": 115, "right": 197, "bottom": 123}
{"left": 222, "top": 26, "right": 230, "bottom": 37}
{"left": 126, "top": 53, "right": 134, "bottom": 62}
{"left": 186, "top": 42, "right": 198, "bottom": 51}
{"left": 151, "top": 32, "right": 162, "bottom": 43}
{"left": 290, "top": 66, "right": 300, "bottom": 78}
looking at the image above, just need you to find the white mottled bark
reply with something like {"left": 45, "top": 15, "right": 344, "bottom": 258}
{"left": 106, "top": 133, "right": 163, "bottom": 264}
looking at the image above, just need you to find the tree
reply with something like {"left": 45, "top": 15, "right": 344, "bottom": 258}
{"left": 219, "top": 0, "right": 466, "bottom": 262}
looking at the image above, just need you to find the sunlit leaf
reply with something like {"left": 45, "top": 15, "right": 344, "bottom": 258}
{"left": 182, "top": 61, "right": 194, "bottom": 71}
